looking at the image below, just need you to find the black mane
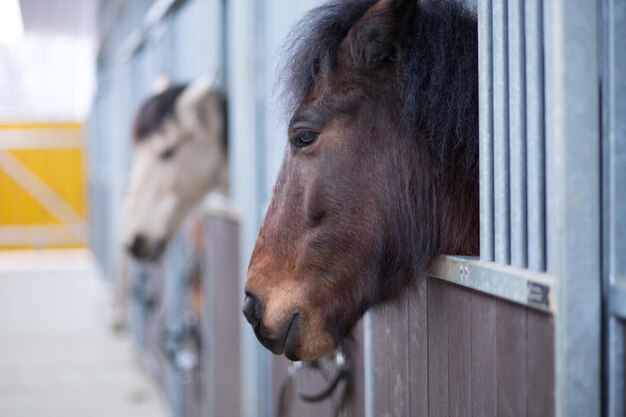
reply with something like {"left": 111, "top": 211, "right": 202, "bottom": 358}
{"left": 133, "top": 84, "right": 187, "bottom": 141}
{"left": 282, "top": 0, "right": 478, "bottom": 170}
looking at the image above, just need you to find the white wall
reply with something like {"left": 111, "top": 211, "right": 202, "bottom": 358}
{"left": 0, "top": 33, "right": 95, "bottom": 122}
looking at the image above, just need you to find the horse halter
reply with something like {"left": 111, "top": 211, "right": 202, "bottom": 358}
{"left": 277, "top": 350, "right": 352, "bottom": 417}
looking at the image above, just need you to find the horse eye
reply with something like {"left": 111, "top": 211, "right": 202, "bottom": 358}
{"left": 160, "top": 146, "right": 177, "bottom": 160}
{"left": 293, "top": 131, "right": 319, "bottom": 148}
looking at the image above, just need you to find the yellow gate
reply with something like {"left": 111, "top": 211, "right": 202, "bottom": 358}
{"left": 0, "top": 123, "right": 87, "bottom": 249}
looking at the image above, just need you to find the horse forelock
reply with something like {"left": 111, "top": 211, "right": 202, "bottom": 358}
{"left": 133, "top": 84, "right": 187, "bottom": 142}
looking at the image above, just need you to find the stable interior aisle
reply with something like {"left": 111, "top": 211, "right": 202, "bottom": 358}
{"left": 0, "top": 249, "right": 167, "bottom": 417}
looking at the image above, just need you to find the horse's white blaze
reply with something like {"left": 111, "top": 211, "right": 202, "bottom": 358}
{"left": 122, "top": 81, "right": 227, "bottom": 257}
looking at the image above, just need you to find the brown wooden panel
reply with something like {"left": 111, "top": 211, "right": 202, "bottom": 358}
{"left": 447, "top": 282, "right": 472, "bottom": 417}
{"left": 377, "top": 281, "right": 428, "bottom": 417}
{"left": 388, "top": 297, "right": 410, "bottom": 417}
{"left": 470, "top": 291, "right": 497, "bottom": 417}
{"left": 408, "top": 277, "right": 428, "bottom": 417}
{"left": 497, "top": 299, "right": 527, "bottom": 417}
{"left": 367, "top": 275, "right": 552, "bottom": 417}
{"left": 202, "top": 215, "right": 241, "bottom": 417}
{"left": 427, "top": 278, "right": 449, "bottom": 417}
{"left": 526, "top": 309, "right": 554, "bottom": 417}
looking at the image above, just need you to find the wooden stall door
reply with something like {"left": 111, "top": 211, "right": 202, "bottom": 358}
{"left": 201, "top": 214, "right": 241, "bottom": 417}
{"left": 373, "top": 277, "right": 554, "bottom": 417}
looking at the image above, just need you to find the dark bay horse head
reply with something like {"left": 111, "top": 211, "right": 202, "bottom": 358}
{"left": 122, "top": 76, "right": 228, "bottom": 261}
{"left": 244, "top": 0, "right": 479, "bottom": 360}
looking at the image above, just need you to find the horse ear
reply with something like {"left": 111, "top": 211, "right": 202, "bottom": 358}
{"left": 175, "top": 74, "right": 216, "bottom": 129}
{"left": 344, "top": 0, "right": 417, "bottom": 71}
{"left": 152, "top": 73, "right": 171, "bottom": 94}
{"left": 177, "top": 74, "right": 215, "bottom": 112}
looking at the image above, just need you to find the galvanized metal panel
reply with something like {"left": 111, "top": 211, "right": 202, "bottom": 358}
{"left": 605, "top": 0, "right": 626, "bottom": 281}
{"left": 544, "top": 0, "right": 602, "bottom": 414}
{"left": 605, "top": 0, "right": 626, "bottom": 412}
{"left": 478, "top": 0, "right": 495, "bottom": 262}
{"left": 492, "top": 0, "right": 511, "bottom": 265}
{"left": 428, "top": 255, "right": 556, "bottom": 313}
{"left": 612, "top": 322, "right": 626, "bottom": 410}
{"left": 608, "top": 318, "right": 625, "bottom": 417}
{"left": 507, "top": 0, "right": 527, "bottom": 269}
{"left": 525, "top": 0, "right": 546, "bottom": 272}
{"left": 363, "top": 312, "right": 376, "bottom": 417}
{"left": 171, "top": 0, "right": 222, "bottom": 82}
{"left": 226, "top": 1, "right": 272, "bottom": 415}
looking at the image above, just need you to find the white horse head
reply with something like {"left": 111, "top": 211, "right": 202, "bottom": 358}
{"left": 122, "top": 75, "right": 228, "bottom": 260}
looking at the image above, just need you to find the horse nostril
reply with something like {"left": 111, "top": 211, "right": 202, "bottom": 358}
{"left": 129, "top": 234, "right": 147, "bottom": 258}
{"left": 243, "top": 292, "right": 262, "bottom": 328}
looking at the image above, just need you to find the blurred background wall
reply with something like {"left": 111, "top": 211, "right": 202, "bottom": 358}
{"left": 0, "top": 0, "right": 95, "bottom": 250}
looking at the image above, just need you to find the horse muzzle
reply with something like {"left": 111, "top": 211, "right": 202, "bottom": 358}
{"left": 126, "top": 234, "right": 167, "bottom": 261}
{"left": 242, "top": 292, "right": 303, "bottom": 360}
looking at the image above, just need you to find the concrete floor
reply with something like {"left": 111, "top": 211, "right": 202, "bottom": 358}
{"left": 0, "top": 250, "right": 167, "bottom": 417}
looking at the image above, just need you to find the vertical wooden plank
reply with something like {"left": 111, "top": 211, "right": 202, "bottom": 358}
{"left": 526, "top": 309, "right": 555, "bottom": 417}
{"left": 447, "top": 284, "right": 472, "bottom": 417}
{"left": 427, "top": 278, "right": 449, "bottom": 417}
{"left": 409, "top": 277, "right": 429, "bottom": 417}
{"left": 497, "top": 300, "right": 527, "bottom": 417}
{"left": 387, "top": 297, "right": 410, "bottom": 417}
{"left": 204, "top": 216, "right": 241, "bottom": 417}
{"left": 471, "top": 291, "right": 497, "bottom": 417}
